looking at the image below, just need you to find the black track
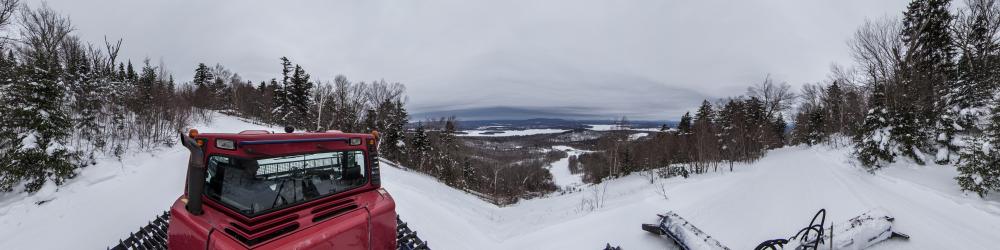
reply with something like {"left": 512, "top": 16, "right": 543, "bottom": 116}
{"left": 108, "top": 212, "right": 170, "bottom": 250}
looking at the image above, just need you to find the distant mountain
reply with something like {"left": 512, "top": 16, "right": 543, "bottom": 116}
{"left": 411, "top": 106, "right": 612, "bottom": 121}
{"left": 409, "top": 106, "right": 675, "bottom": 130}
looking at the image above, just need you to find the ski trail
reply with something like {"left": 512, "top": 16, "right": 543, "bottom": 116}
{"left": 808, "top": 147, "right": 1000, "bottom": 249}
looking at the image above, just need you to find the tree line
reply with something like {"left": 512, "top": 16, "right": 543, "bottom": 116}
{"left": 393, "top": 117, "right": 561, "bottom": 205}
{"left": 576, "top": 78, "right": 793, "bottom": 183}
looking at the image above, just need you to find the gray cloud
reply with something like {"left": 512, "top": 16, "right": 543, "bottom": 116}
{"left": 38, "top": 0, "right": 909, "bottom": 120}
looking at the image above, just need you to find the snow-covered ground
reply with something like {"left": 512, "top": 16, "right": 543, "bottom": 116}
{"left": 386, "top": 145, "right": 1000, "bottom": 250}
{"left": 2, "top": 114, "right": 999, "bottom": 250}
{"left": 458, "top": 129, "right": 569, "bottom": 137}
{"left": 546, "top": 146, "right": 587, "bottom": 189}
{"left": 587, "top": 124, "right": 664, "bottom": 132}
{"left": 628, "top": 132, "right": 649, "bottom": 140}
{"left": 586, "top": 124, "right": 622, "bottom": 131}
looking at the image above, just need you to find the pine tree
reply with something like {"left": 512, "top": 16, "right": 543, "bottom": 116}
{"left": 856, "top": 85, "right": 896, "bottom": 171}
{"left": 286, "top": 65, "right": 314, "bottom": 129}
{"left": 951, "top": 0, "right": 1000, "bottom": 165}
{"left": 806, "top": 110, "right": 826, "bottom": 145}
{"left": 824, "top": 81, "right": 845, "bottom": 135}
{"left": 955, "top": 136, "right": 998, "bottom": 197}
{"left": 3, "top": 38, "right": 80, "bottom": 192}
{"left": 692, "top": 100, "right": 718, "bottom": 173}
{"left": 0, "top": 48, "right": 21, "bottom": 191}
{"left": 717, "top": 99, "right": 741, "bottom": 166}
{"left": 410, "top": 123, "right": 431, "bottom": 170}
{"left": 193, "top": 63, "right": 213, "bottom": 86}
{"left": 900, "top": 0, "right": 958, "bottom": 164}
{"left": 769, "top": 115, "right": 787, "bottom": 148}
{"left": 677, "top": 112, "right": 692, "bottom": 134}
{"left": 382, "top": 100, "right": 408, "bottom": 163}
{"left": 892, "top": 103, "right": 927, "bottom": 164}
{"left": 125, "top": 60, "right": 138, "bottom": 81}
{"left": 267, "top": 78, "right": 283, "bottom": 124}
{"left": 955, "top": 97, "right": 1000, "bottom": 197}
{"left": 192, "top": 63, "right": 213, "bottom": 108}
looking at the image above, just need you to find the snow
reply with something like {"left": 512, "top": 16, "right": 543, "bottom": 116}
{"left": 588, "top": 124, "right": 663, "bottom": 133}
{"left": 935, "top": 147, "right": 949, "bottom": 162}
{"left": 2, "top": 114, "right": 999, "bottom": 250}
{"left": 629, "top": 133, "right": 649, "bottom": 141}
{"left": 458, "top": 129, "right": 568, "bottom": 137}
{"left": 587, "top": 124, "right": 620, "bottom": 131}
{"left": 545, "top": 146, "right": 587, "bottom": 189}
{"left": 386, "top": 145, "right": 1000, "bottom": 250}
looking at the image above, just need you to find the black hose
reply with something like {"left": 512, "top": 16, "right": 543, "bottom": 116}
{"left": 754, "top": 209, "right": 827, "bottom": 250}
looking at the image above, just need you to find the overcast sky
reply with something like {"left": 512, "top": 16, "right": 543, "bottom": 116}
{"left": 38, "top": 0, "right": 910, "bottom": 120}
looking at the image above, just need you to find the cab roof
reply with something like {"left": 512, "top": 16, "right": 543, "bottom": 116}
{"left": 195, "top": 130, "right": 375, "bottom": 141}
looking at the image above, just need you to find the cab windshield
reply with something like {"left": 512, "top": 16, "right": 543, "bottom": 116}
{"left": 204, "top": 150, "right": 367, "bottom": 217}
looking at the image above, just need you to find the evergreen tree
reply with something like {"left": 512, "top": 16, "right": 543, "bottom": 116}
{"left": 381, "top": 100, "right": 408, "bottom": 163}
{"left": 824, "top": 81, "right": 845, "bottom": 135}
{"left": 677, "top": 112, "right": 692, "bottom": 134}
{"left": 692, "top": 100, "right": 719, "bottom": 173}
{"left": 410, "top": 123, "right": 431, "bottom": 170}
{"left": 955, "top": 136, "right": 999, "bottom": 197}
{"left": 856, "top": 85, "right": 896, "bottom": 171}
{"left": 892, "top": 104, "right": 928, "bottom": 164}
{"left": 193, "top": 63, "right": 212, "bottom": 87}
{"left": 717, "top": 99, "right": 741, "bottom": 165}
{"left": 192, "top": 63, "right": 213, "bottom": 108}
{"left": 266, "top": 78, "right": 282, "bottom": 123}
{"left": 2, "top": 33, "right": 80, "bottom": 192}
{"left": 951, "top": 0, "right": 1000, "bottom": 165}
{"left": 899, "top": 0, "right": 957, "bottom": 163}
{"left": 769, "top": 115, "right": 787, "bottom": 148}
{"left": 806, "top": 110, "right": 826, "bottom": 145}
{"left": 286, "top": 65, "right": 314, "bottom": 129}
{"left": 955, "top": 97, "right": 1000, "bottom": 197}
{"left": 0, "top": 48, "right": 21, "bottom": 191}
{"left": 125, "top": 60, "right": 137, "bottom": 81}
{"left": 271, "top": 57, "right": 295, "bottom": 126}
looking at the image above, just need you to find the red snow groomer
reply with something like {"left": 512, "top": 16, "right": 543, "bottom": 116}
{"left": 111, "top": 128, "right": 429, "bottom": 250}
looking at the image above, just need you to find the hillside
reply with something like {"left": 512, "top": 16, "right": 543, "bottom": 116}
{"left": 385, "top": 146, "right": 1000, "bottom": 249}
{"left": 0, "top": 115, "right": 998, "bottom": 249}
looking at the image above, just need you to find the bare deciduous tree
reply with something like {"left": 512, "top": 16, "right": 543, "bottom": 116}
{"left": 849, "top": 17, "right": 905, "bottom": 92}
{"left": 0, "top": 0, "right": 18, "bottom": 43}
{"left": 747, "top": 74, "right": 795, "bottom": 119}
{"left": 17, "top": 2, "right": 73, "bottom": 71}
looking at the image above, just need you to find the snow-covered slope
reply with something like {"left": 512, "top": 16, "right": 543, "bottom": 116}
{"left": 2, "top": 114, "right": 998, "bottom": 250}
{"left": 386, "top": 146, "right": 1000, "bottom": 250}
